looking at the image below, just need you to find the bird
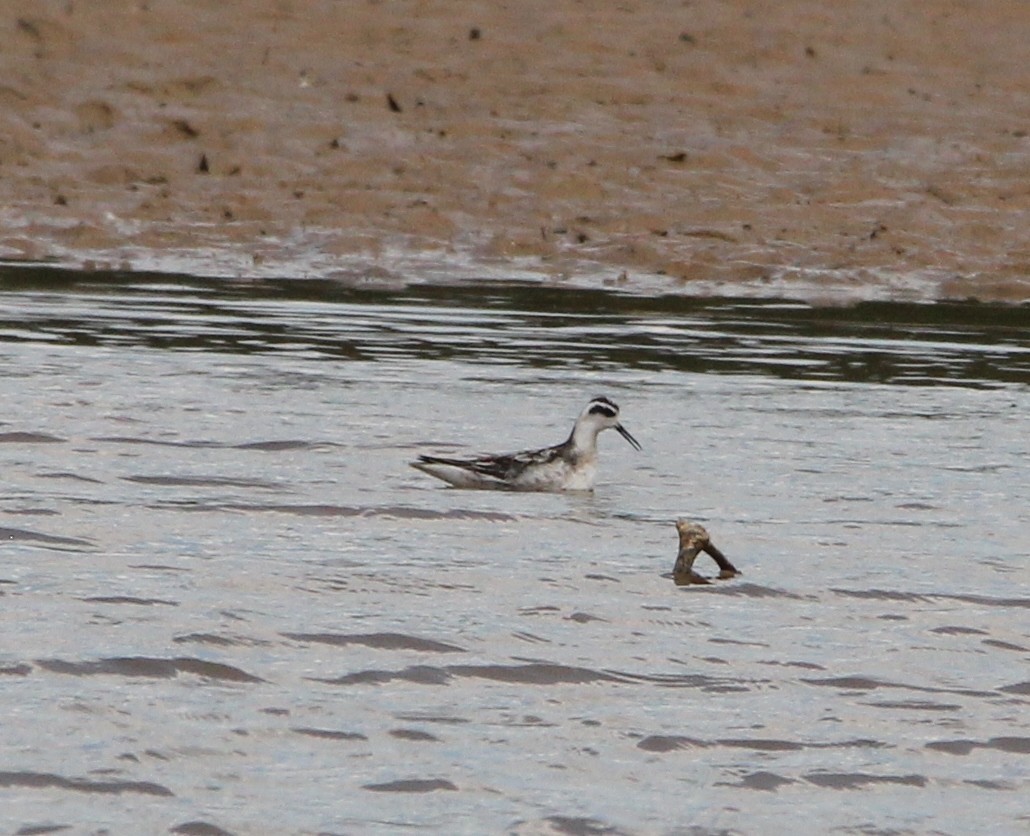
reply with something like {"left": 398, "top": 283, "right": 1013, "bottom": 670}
{"left": 410, "top": 396, "right": 642, "bottom": 491}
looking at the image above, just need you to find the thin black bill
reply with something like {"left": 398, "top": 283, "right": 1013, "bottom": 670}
{"left": 616, "top": 423, "right": 642, "bottom": 451}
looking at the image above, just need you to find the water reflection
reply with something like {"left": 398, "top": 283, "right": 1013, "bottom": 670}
{"left": 2, "top": 263, "right": 1028, "bottom": 387}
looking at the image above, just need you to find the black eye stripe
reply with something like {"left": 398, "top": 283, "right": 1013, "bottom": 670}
{"left": 588, "top": 404, "right": 618, "bottom": 418}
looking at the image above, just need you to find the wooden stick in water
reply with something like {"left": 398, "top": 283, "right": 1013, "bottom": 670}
{"left": 673, "top": 520, "right": 741, "bottom": 586}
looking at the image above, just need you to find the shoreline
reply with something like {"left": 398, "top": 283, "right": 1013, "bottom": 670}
{"left": 2, "top": 1, "right": 1027, "bottom": 303}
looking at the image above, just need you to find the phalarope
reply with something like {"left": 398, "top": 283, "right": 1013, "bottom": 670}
{"left": 411, "top": 396, "right": 642, "bottom": 491}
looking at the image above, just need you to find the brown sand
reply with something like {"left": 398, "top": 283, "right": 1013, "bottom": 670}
{"left": 1, "top": 1, "right": 1028, "bottom": 302}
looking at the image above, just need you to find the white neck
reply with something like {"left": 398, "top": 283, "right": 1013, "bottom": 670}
{"left": 568, "top": 418, "right": 602, "bottom": 455}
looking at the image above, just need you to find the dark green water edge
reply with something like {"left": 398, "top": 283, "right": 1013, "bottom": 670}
{"left": 2, "top": 263, "right": 1028, "bottom": 387}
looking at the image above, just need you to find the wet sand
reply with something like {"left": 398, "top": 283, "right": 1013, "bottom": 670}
{"left": 1, "top": 1, "right": 1028, "bottom": 302}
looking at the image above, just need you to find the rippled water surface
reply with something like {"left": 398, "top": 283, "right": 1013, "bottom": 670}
{"left": 2, "top": 265, "right": 1028, "bottom": 835}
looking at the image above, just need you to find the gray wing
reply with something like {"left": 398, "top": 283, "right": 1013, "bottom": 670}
{"left": 417, "top": 442, "right": 567, "bottom": 482}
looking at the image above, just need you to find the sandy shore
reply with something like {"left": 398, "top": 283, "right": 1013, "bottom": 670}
{"left": 1, "top": 0, "right": 1027, "bottom": 302}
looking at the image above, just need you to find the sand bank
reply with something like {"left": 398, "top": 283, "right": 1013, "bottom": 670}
{"left": 1, "top": 1, "right": 1027, "bottom": 302}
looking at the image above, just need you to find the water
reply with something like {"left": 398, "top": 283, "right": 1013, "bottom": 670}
{"left": 1, "top": 265, "right": 1028, "bottom": 835}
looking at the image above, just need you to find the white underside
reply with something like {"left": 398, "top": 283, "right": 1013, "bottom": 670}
{"left": 412, "top": 458, "right": 597, "bottom": 492}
